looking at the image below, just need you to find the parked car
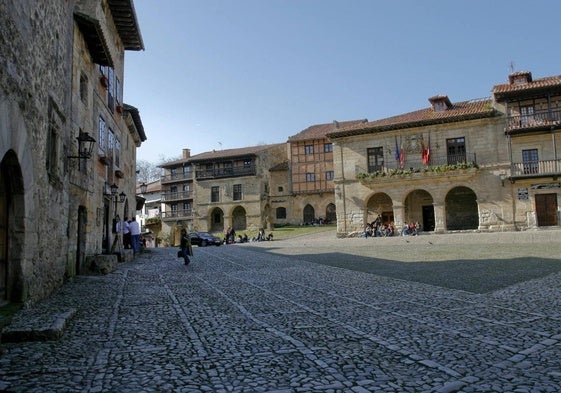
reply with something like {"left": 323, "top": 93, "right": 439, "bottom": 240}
{"left": 189, "top": 232, "right": 222, "bottom": 247}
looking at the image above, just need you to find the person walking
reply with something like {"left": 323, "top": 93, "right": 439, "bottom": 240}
{"left": 129, "top": 217, "right": 141, "bottom": 253}
{"left": 122, "top": 216, "right": 131, "bottom": 249}
{"left": 180, "top": 229, "right": 192, "bottom": 265}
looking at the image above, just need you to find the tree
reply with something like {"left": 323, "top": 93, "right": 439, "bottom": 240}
{"left": 136, "top": 160, "right": 161, "bottom": 183}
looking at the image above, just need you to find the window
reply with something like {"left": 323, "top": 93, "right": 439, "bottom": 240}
{"left": 46, "top": 98, "right": 63, "bottom": 182}
{"left": 446, "top": 137, "right": 466, "bottom": 164}
{"left": 211, "top": 186, "right": 220, "bottom": 202}
{"left": 114, "top": 137, "right": 121, "bottom": 168}
{"left": 306, "top": 173, "right": 315, "bottom": 182}
{"left": 108, "top": 128, "right": 115, "bottom": 163}
{"left": 107, "top": 67, "right": 115, "bottom": 111}
{"left": 325, "top": 171, "right": 334, "bottom": 180}
{"left": 305, "top": 145, "right": 314, "bottom": 154}
{"left": 520, "top": 105, "right": 535, "bottom": 126}
{"left": 244, "top": 159, "right": 252, "bottom": 167}
{"left": 278, "top": 186, "right": 284, "bottom": 192}
{"left": 324, "top": 143, "right": 333, "bottom": 153}
{"left": 115, "top": 76, "right": 122, "bottom": 106}
{"left": 522, "top": 149, "right": 539, "bottom": 174}
{"left": 79, "top": 73, "right": 88, "bottom": 104}
{"left": 98, "top": 116, "right": 106, "bottom": 152}
{"left": 233, "top": 184, "right": 242, "bottom": 201}
{"left": 183, "top": 184, "right": 190, "bottom": 192}
{"left": 276, "top": 207, "right": 287, "bottom": 219}
{"left": 183, "top": 202, "right": 191, "bottom": 211}
{"left": 367, "top": 147, "right": 384, "bottom": 173}
{"left": 170, "top": 186, "right": 178, "bottom": 193}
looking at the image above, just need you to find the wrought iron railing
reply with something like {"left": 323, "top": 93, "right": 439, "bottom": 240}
{"left": 195, "top": 164, "right": 256, "bottom": 179}
{"left": 161, "top": 191, "right": 193, "bottom": 202}
{"left": 161, "top": 171, "right": 193, "bottom": 183}
{"left": 364, "top": 152, "right": 477, "bottom": 174}
{"left": 161, "top": 209, "right": 194, "bottom": 220}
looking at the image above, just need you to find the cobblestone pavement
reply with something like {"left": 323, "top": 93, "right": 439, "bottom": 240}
{"left": 1, "top": 231, "right": 561, "bottom": 392}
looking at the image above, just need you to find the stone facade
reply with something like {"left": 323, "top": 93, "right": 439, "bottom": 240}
{"left": 0, "top": 0, "right": 144, "bottom": 306}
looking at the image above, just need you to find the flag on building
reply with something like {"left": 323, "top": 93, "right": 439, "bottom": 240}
{"left": 394, "top": 136, "right": 400, "bottom": 162}
{"left": 421, "top": 135, "right": 429, "bottom": 164}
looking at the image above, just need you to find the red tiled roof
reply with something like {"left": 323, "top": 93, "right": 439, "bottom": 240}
{"left": 159, "top": 143, "right": 285, "bottom": 167}
{"left": 493, "top": 74, "right": 561, "bottom": 100}
{"left": 288, "top": 119, "right": 368, "bottom": 142}
{"left": 187, "top": 143, "right": 284, "bottom": 163}
{"left": 328, "top": 98, "right": 496, "bottom": 139}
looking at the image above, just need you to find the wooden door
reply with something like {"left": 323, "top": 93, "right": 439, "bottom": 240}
{"left": 535, "top": 193, "right": 558, "bottom": 227}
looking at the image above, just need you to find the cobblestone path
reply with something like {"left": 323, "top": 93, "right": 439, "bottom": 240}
{"left": 1, "top": 238, "right": 561, "bottom": 392}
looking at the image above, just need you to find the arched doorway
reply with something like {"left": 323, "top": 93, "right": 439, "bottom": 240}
{"left": 365, "top": 193, "right": 393, "bottom": 225}
{"left": 232, "top": 206, "right": 247, "bottom": 230}
{"left": 0, "top": 151, "right": 25, "bottom": 303}
{"left": 445, "top": 186, "right": 478, "bottom": 230}
{"left": 76, "top": 206, "right": 87, "bottom": 275}
{"left": 326, "top": 203, "right": 336, "bottom": 223}
{"left": 403, "top": 189, "right": 435, "bottom": 231}
{"left": 303, "top": 204, "right": 315, "bottom": 225}
{"left": 210, "top": 207, "right": 224, "bottom": 233}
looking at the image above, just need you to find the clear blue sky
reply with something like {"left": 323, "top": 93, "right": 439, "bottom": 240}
{"left": 124, "top": 0, "right": 561, "bottom": 164}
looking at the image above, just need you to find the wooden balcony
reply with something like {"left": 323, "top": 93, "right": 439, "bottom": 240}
{"left": 161, "top": 191, "right": 193, "bottom": 202}
{"left": 160, "top": 171, "right": 193, "bottom": 184}
{"left": 510, "top": 159, "right": 561, "bottom": 181}
{"left": 161, "top": 209, "right": 194, "bottom": 221}
{"left": 505, "top": 109, "right": 561, "bottom": 134}
{"left": 195, "top": 164, "right": 256, "bottom": 180}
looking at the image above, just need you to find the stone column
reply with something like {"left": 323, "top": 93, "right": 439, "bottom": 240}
{"left": 433, "top": 202, "right": 446, "bottom": 233}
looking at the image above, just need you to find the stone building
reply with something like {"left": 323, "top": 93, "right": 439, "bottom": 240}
{"left": 159, "top": 144, "right": 286, "bottom": 243}
{"left": 327, "top": 72, "right": 561, "bottom": 236}
{"left": 493, "top": 71, "right": 561, "bottom": 228}
{"left": 0, "top": 0, "right": 145, "bottom": 305}
{"left": 281, "top": 120, "right": 368, "bottom": 226}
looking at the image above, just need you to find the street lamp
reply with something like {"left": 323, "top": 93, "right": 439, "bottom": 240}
{"left": 109, "top": 183, "right": 126, "bottom": 253}
{"left": 67, "top": 132, "right": 96, "bottom": 160}
{"left": 140, "top": 182, "right": 147, "bottom": 194}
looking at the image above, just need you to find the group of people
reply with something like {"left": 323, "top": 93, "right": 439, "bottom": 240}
{"left": 116, "top": 216, "right": 142, "bottom": 253}
{"left": 362, "top": 216, "right": 420, "bottom": 238}
{"left": 226, "top": 227, "right": 274, "bottom": 244}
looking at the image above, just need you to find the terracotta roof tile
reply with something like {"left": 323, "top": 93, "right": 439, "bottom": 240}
{"left": 493, "top": 74, "right": 561, "bottom": 99}
{"left": 328, "top": 98, "right": 496, "bottom": 138}
{"left": 187, "top": 143, "right": 284, "bottom": 163}
{"left": 288, "top": 119, "right": 368, "bottom": 142}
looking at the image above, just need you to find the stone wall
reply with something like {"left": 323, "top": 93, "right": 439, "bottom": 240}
{"left": 0, "top": 1, "right": 74, "bottom": 304}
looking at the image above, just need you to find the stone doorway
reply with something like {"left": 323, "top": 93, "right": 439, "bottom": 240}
{"left": 0, "top": 150, "right": 25, "bottom": 303}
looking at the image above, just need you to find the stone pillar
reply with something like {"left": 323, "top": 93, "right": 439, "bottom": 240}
{"left": 392, "top": 202, "right": 405, "bottom": 229}
{"left": 433, "top": 202, "right": 446, "bottom": 233}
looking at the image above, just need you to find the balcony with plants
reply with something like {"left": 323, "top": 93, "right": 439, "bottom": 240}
{"left": 357, "top": 153, "right": 478, "bottom": 184}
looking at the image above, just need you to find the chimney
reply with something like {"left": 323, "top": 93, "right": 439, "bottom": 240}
{"left": 428, "top": 95, "right": 452, "bottom": 112}
{"left": 182, "top": 149, "right": 191, "bottom": 159}
{"left": 508, "top": 71, "right": 532, "bottom": 86}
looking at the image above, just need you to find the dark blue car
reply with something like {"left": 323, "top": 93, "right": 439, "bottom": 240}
{"left": 189, "top": 232, "right": 222, "bottom": 247}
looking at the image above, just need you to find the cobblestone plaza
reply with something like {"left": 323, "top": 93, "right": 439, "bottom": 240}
{"left": 1, "top": 230, "right": 561, "bottom": 392}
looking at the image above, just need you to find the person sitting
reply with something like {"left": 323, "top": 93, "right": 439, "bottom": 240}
{"left": 266, "top": 233, "right": 274, "bottom": 241}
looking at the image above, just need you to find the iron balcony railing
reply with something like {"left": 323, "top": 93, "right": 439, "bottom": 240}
{"left": 161, "top": 209, "right": 194, "bottom": 220}
{"left": 510, "top": 159, "right": 561, "bottom": 178}
{"left": 366, "top": 152, "right": 477, "bottom": 174}
{"left": 195, "top": 164, "right": 256, "bottom": 180}
{"left": 161, "top": 190, "right": 193, "bottom": 202}
{"left": 161, "top": 171, "right": 193, "bottom": 184}
{"left": 506, "top": 109, "right": 561, "bottom": 132}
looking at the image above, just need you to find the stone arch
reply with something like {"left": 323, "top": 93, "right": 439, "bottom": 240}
{"left": 365, "top": 192, "right": 393, "bottom": 225}
{"left": 445, "top": 186, "right": 478, "bottom": 230}
{"left": 303, "top": 204, "right": 315, "bottom": 225}
{"left": 0, "top": 150, "right": 25, "bottom": 303}
{"left": 232, "top": 205, "right": 247, "bottom": 231}
{"left": 209, "top": 207, "right": 224, "bottom": 233}
{"left": 403, "top": 189, "right": 435, "bottom": 231}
